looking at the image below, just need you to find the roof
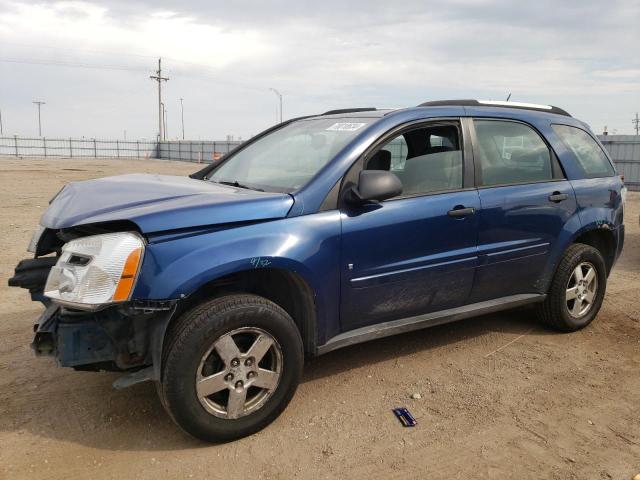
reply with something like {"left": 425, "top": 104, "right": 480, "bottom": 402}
{"left": 311, "top": 100, "right": 572, "bottom": 121}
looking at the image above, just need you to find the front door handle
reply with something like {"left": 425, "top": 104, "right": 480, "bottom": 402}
{"left": 448, "top": 206, "right": 475, "bottom": 217}
{"left": 549, "top": 192, "right": 569, "bottom": 203}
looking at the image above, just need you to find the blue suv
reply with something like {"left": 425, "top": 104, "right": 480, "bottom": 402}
{"left": 9, "top": 100, "right": 625, "bottom": 441}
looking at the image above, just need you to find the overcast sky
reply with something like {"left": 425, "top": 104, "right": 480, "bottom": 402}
{"left": 0, "top": 0, "right": 638, "bottom": 140}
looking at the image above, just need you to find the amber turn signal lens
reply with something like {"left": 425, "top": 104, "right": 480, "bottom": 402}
{"left": 113, "top": 247, "right": 143, "bottom": 302}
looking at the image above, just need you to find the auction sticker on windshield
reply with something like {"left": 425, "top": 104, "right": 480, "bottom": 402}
{"left": 326, "top": 122, "right": 367, "bottom": 132}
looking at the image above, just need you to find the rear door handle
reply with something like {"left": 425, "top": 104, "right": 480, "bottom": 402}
{"left": 548, "top": 192, "right": 569, "bottom": 203}
{"left": 448, "top": 206, "right": 475, "bottom": 217}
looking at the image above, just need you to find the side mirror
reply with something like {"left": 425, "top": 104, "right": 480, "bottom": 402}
{"left": 348, "top": 170, "right": 402, "bottom": 204}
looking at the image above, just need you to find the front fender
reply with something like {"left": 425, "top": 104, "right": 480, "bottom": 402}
{"left": 132, "top": 211, "right": 342, "bottom": 344}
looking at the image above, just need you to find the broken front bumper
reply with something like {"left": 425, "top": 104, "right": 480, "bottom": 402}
{"left": 32, "top": 305, "right": 121, "bottom": 368}
{"left": 30, "top": 301, "right": 176, "bottom": 381}
{"left": 11, "top": 256, "right": 176, "bottom": 384}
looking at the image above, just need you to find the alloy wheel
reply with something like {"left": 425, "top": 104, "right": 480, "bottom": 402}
{"left": 195, "top": 327, "right": 283, "bottom": 419}
{"left": 565, "top": 262, "right": 598, "bottom": 318}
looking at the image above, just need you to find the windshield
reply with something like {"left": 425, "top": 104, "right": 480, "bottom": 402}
{"left": 208, "top": 117, "right": 375, "bottom": 192}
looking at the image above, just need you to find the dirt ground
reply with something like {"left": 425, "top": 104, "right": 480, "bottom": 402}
{"left": 0, "top": 157, "right": 638, "bottom": 480}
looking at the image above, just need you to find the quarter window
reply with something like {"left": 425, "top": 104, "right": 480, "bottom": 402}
{"left": 552, "top": 124, "right": 615, "bottom": 178}
{"left": 365, "top": 124, "right": 463, "bottom": 196}
{"left": 473, "top": 120, "right": 553, "bottom": 186}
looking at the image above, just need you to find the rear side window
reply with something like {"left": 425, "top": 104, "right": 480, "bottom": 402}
{"left": 552, "top": 124, "right": 615, "bottom": 178}
{"left": 473, "top": 120, "right": 553, "bottom": 187}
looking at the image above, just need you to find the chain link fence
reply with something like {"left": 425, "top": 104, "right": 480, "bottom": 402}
{"left": 0, "top": 136, "right": 243, "bottom": 162}
{"left": 158, "top": 140, "right": 242, "bottom": 163}
{"left": 0, "top": 136, "right": 159, "bottom": 158}
{"left": 2, "top": 135, "right": 637, "bottom": 189}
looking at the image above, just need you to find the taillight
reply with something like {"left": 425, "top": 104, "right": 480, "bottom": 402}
{"left": 620, "top": 174, "right": 625, "bottom": 185}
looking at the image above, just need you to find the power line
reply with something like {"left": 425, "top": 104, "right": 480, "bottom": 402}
{"left": 1, "top": 41, "right": 160, "bottom": 60}
{"left": 0, "top": 55, "right": 299, "bottom": 96}
{"left": 0, "top": 57, "right": 148, "bottom": 72}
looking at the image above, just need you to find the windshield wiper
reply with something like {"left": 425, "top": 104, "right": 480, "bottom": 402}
{"left": 215, "top": 180, "right": 264, "bottom": 192}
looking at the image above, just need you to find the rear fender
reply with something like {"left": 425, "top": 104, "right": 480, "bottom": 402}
{"left": 537, "top": 215, "right": 620, "bottom": 293}
{"left": 535, "top": 212, "right": 583, "bottom": 293}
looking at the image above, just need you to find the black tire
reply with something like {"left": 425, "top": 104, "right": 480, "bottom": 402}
{"left": 158, "top": 294, "right": 303, "bottom": 442}
{"left": 537, "top": 243, "right": 607, "bottom": 332}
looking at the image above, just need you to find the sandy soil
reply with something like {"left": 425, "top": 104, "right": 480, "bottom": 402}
{"left": 0, "top": 157, "right": 638, "bottom": 480}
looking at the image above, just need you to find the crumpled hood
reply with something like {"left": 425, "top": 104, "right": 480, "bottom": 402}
{"left": 41, "top": 174, "right": 294, "bottom": 233}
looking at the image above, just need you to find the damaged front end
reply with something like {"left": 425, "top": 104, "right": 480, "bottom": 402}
{"left": 28, "top": 301, "right": 175, "bottom": 388}
{"left": 9, "top": 224, "right": 176, "bottom": 389}
{"left": 9, "top": 257, "right": 58, "bottom": 305}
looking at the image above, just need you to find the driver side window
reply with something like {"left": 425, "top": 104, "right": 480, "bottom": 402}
{"left": 364, "top": 123, "right": 463, "bottom": 197}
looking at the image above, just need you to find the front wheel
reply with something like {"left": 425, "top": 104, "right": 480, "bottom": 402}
{"left": 158, "top": 294, "right": 303, "bottom": 442}
{"left": 537, "top": 243, "right": 607, "bottom": 332}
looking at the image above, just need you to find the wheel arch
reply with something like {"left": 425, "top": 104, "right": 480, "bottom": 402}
{"left": 171, "top": 266, "right": 318, "bottom": 358}
{"left": 538, "top": 215, "right": 616, "bottom": 294}
{"left": 571, "top": 227, "right": 616, "bottom": 274}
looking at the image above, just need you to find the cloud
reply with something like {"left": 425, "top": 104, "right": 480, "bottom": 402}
{"left": 0, "top": 0, "right": 638, "bottom": 138}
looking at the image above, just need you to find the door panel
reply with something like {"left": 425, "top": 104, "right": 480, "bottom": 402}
{"left": 470, "top": 181, "right": 577, "bottom": 302}
{"left": 468, "top": 118, "right": 578, "bottom": 302}
{"left": 340, "top": 190, "right": 480, "bottom": 330}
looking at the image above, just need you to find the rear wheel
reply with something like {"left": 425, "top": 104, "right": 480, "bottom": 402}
{"left": 158, "top": 294, "right": 303, "bottom": 442}
{"left": 537, "top": 243, "right": 607, "bottom": 331}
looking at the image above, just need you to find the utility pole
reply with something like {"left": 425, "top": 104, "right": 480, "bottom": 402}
{"left": 150, "top": 58, "right": 169, "bottom": 141}
{"left": 269, "top": 88, "right": 283, "bottom": 123}
{"left": 179, "top": 98, "right": 185, "bottom": 140}
{"left": 633, "top": 113, "right": 639, "bottom": 136}
{"left": 162, "top": 103, "right": 168, "bottom": 139}
{"left": 0, "top": 108, "right": 3, "bottom": 135}
{"left": 33, "top": 101, "right": 45, "bottom": 137}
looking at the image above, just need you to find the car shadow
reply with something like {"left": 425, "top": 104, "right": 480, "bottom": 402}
{"left": 0, "top": 306, "right": 548, "bottom": 452}
{"left": 302, "top": 306, "right": 546, "bottom": 383}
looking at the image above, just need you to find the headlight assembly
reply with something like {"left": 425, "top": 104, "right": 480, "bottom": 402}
{"left": 44, "top": 232, "right": 145, "bottom": 310}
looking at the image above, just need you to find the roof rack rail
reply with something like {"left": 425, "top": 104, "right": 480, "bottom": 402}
{"left": 322, "top": 108, "right": 377, "bottom": 115}
{"left": 418, "top": 99, "right": 571, "bottom": 117}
